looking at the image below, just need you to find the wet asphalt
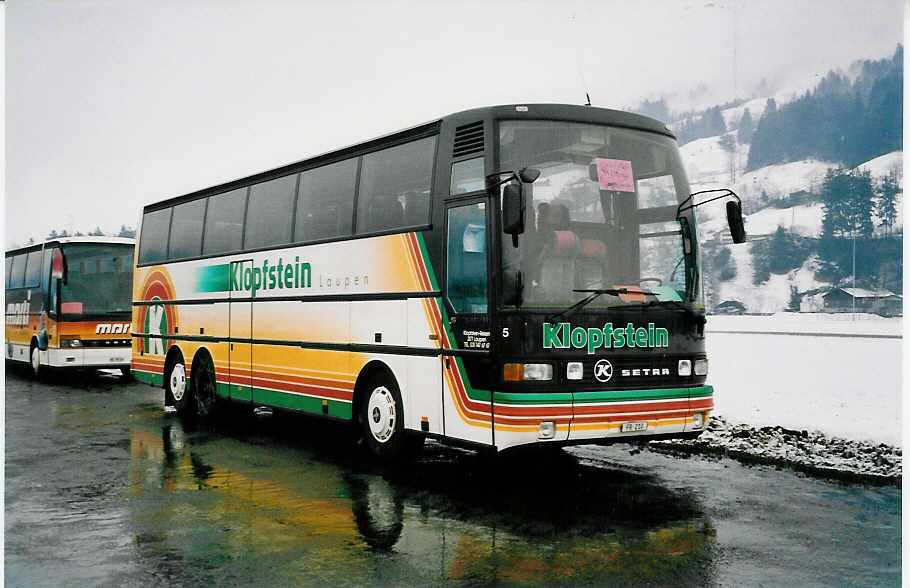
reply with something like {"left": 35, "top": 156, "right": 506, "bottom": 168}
{"left": 4, "top": 366, "right": 901, "bottom": 587}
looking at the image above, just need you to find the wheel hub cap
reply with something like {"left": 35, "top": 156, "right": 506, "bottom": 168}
{"left": 170, "top": 364, "right": 186, "bottom": 402}
{"left": 367, "top": 386, "right": 395, "bottom": 443}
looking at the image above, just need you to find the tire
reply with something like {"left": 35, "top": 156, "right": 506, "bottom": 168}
{"left": 120, "top": 367, "right": 133, "bottom": 380}
{"left": 30, "top": 344, "right": 42, "bottom": 378}
{"left": 192, "top": 353, "right": 217, "bottom": 420}
{"left": 360, "top": 374, "right": 408, "bottom": 461}
{"left": 166, "top": 356, "right": 193, "bottom": 418}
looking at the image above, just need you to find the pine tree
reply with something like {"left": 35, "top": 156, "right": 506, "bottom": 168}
{"left": 875, "top": 169, "right": 901, "bottom": 235}
{"left": 787, "top": 285, "right": 801, "bottom": 312}
{"left": 737, "top": 108, "right": 754, "bottom": 143}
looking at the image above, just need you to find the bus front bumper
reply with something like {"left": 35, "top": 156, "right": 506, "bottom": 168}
{"left": 48, "top": 347, "right": 132, "bottom": 369}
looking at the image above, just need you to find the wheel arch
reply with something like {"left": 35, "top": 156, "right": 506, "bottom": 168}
{"left": 352, "top": 360, "right": 401, "bottom": 425}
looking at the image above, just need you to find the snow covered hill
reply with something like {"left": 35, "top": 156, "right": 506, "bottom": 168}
{"left": 676, "top": 97, "right": 902, "bottom": 314}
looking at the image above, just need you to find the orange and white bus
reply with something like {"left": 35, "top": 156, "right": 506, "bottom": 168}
{"left": 6, "top": 237, "right": 135, "bottom": 376}
{"left": 131, "top": 104, "right": 744, "bottom": 460}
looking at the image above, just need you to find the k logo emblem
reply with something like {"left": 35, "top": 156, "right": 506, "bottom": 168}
{"left": 593, "top": 359, "right": 613, "bottom": 383}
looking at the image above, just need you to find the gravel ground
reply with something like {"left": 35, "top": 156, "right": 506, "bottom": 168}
{"left": 648, "top": 416, "right": 902, "bottom": 486}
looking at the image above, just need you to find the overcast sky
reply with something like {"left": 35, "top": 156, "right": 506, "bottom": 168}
{"left": 5, "top": 0, "right": 904, "bottom": 248}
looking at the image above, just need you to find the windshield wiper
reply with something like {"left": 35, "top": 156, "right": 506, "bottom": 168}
{"left": 547, "top": 288, "right": 655, "bottom": 322}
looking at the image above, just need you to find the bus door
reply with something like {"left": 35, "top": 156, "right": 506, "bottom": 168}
{"left": 229, "top": 260, "right": 253, "bottom": 403}
{"left": 441, "top": 199, "right": 493, "bottom": 446}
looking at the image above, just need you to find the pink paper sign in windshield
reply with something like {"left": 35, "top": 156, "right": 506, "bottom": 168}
{"left": 595, "top": 158, "right": 635, "bottom": 192}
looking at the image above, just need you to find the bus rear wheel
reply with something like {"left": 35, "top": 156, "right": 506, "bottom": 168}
{"left": 192, "top": 354, "right": 217, "bottom": 420}
{"left": 360, "top": 375, "right": 408, "bottom": 461}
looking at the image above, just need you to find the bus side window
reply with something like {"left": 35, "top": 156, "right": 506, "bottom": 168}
{"left": 296, "top": 158, "right": 356, "bottom": 242}
{"left": 168, "top": 199, "right": 206, "bottom": 260}
{"left": 9, "top": 254, "right": 27, "bottom": 289}
{"left": 24, "top": 250, "right": 42, "bottom": 287}
{"left": 244, "top": 174, "right": 297, "bottom": 250}
{"left": 446, "top": 203, "right": 488, "bottom": 314}
{"left": 202, "top": 187, "right": 247, "bottom": 256}
{"left": 41, "top": 248, "right": 53, "bottom": 307}
{"left": 5, "top": 256, "right": 12, "bottom": 287}
{"left": 138, "top": 208, "right": 173, "bottom": 265}
{"left": 356, "top": 136, "right": 435, "bottom": 234}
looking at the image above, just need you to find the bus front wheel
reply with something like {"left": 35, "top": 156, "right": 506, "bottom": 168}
{"left": 361, "top": 376, "right": 408, "bottom": 461}
{"left": 30, "top": 344, "right": 42, "bottom": 378}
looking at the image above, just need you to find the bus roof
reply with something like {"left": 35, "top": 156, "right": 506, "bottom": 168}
{"left": 142, "top": 103, "right": 673, "bottom": 213}
{"left": 6, "top": 236, "right": 135, "bottom": 256}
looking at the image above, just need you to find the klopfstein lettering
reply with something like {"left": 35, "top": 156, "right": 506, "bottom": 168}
{"left": 231, "top": 257, "right": 311, "bottom": 297}
{"left": 542, "top": 322, "right": 669, "bottom": 353}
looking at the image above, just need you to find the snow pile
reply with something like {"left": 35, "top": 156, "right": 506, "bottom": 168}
{"left": 707, "top": 312, "right": 902, "bottom": 336}
{"left": 650, "top": 416, "right": 901, "bottom": 484}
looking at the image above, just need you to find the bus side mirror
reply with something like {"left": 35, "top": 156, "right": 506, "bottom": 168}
{"left": 726, "top": 201, "right": 746, "bottom": 244}
{"left": 51, "top": 248, "right": 66, "bottom": 283}
{"left": 502, "top": 183, "right": 525, "bottom": 247}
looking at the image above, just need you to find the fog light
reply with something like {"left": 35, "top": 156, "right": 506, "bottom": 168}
{"left": 692, "top": 412, "right": 705, "bottom": 429}
{"left": 694, "top": 358, "right": 708, "bottom": 376}
{"left": 538, "top": 421, "right": 555, "bottom": 439}
{"left": 523, "top": 364, "right": 553, "bottom": 381}
{"left": 678, "top": 359, "right": 692, "bottom": 376}
{"left": 566, "top": 362, "right": 583, "bottom": 380}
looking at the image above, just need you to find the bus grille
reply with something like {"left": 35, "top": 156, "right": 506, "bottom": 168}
{"left": 453, "top": 121, "right": 484, "bottom": 157}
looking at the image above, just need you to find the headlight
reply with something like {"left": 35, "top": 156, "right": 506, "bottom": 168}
{"left": 694, "top": 358, "right": 708, "bottom": 376}
{"left": 678, "top": 359, "right": 692, "bottom": 376}
{"left": 523, "top": 364, "right": 553, "bottom": 381}
{"left": 566, "top": 362, "right": 583, "bottom": 380}
{"left": 61, "top": 338, "right": 82, "bottom": 348}
{"left": 503, "top": 363, "right": 553, "bottom": 381}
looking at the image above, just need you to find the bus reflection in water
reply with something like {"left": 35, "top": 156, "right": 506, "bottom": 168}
{"left": 127, "top": 425, "right": 714, "bottom": 584}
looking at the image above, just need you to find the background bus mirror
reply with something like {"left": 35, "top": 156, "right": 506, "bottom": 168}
{"left": 518, "top": 167, "right": 540, "bottom": 184}
{"left": 502, "top": 269, "right": 523, "bottom": 306}
{"left": 51, "top": 248, "right": 66, "bottom": 282}
{"left": 726, "top": 200, "right": 746, "bottom": 244}
{"left": 502, "top": 183, "right": 525, "bottom": 244}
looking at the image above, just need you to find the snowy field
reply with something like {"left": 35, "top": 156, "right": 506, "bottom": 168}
{"left": 705, "top": 314, "right": 902, "bottom": 447}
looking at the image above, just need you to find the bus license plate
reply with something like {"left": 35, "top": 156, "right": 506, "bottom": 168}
{"left": 620, "top": 421, "right": 648, "bottom": 433}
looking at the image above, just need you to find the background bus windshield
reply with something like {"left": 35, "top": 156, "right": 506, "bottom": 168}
{"left": 60, "top": 244, "right": 133, "bottom": 315}
{"left": 499, "top": 120, "right": 700, "bottom": 309}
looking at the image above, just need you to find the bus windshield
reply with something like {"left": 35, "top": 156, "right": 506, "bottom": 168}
{"left": 60, "top": 244, "right": 133, "bottom": 315}
{"left": 498, "top": 120, "right": 701, "bottom": 309}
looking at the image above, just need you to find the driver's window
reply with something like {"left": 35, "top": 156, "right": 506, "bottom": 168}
{"left": 446, "top": 202, "right": 488, "bottom": 313}
{"left": 640, "top": 220, "right": 686, "bottom": 297}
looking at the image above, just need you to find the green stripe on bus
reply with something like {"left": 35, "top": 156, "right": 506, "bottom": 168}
{"left": 573, "top": 385, "right": 713, "bottom": 404}
{"left": 416, "top": 233, "right": 440, "bottom": 290}
{"left": 196, "top": 263, "right": 231, "bottom": 293}
{"left": 215, "top": 381, "right": 352, "bottom": 419}
{"left": 133, "top": 370, "right": 162, "bottom": 387}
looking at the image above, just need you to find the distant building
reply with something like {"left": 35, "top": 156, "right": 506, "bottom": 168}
{"left": 713, "top": 300, "right": 746, "bottom": 315}
{"left": 803, "top": 287, "right": 902, "bottom": 316}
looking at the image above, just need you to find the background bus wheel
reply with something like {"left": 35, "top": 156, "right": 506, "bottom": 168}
{"left": 361, "top": 376, "right": 406, "bottom": 461}
{"left": 120, "top": 367, "right": 133, "bottom": 380}
{"left": 192, "top": 354, "right": 217, "bottom": 420}
{"left": 30, "top": 344, "right": 42, "bottom": 378}
{"left": 167, "top": 359, "right": 192, "bottom": 418}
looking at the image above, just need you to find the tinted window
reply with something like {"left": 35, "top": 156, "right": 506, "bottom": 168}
{"left": 24, "top": 250, "right": 43, "bottom": 287}
{"left": 356, "top": 136, "right": 436, "bottom": 234}
{"left": 295, "top": 159, "right": 357, "bottom": 242}
{"left": 446, "top": 202, "right": 488, "bottom": 313}
{"left": 5, "top": 256, "right": 12, "bottom": 287}
{"left": 138, "top": 208, "right": 173, "bottom": 264}
{"left": 202, "top": 187, "right": 247, "bottom": 255}
{"left": 244, "top": 174, "right": 297, "bottom": 250}
{"left": 9, "top": 254, "right": 27, "bottom": 288}
{"left": 42, "top": 248, "right": 53, "bottom": 295}
{"left": 168, "top": 199, "right": 206, "bottom": 259}
{"left": 450, "top": 157, "right": 485, "bottom": 195}
{"left": 60, "top": 244, "right": 133, "bottom": 315}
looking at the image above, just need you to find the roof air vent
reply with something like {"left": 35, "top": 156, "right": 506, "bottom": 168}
{"left": 453, "top": 121, "right": 484, "bottom": 158}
